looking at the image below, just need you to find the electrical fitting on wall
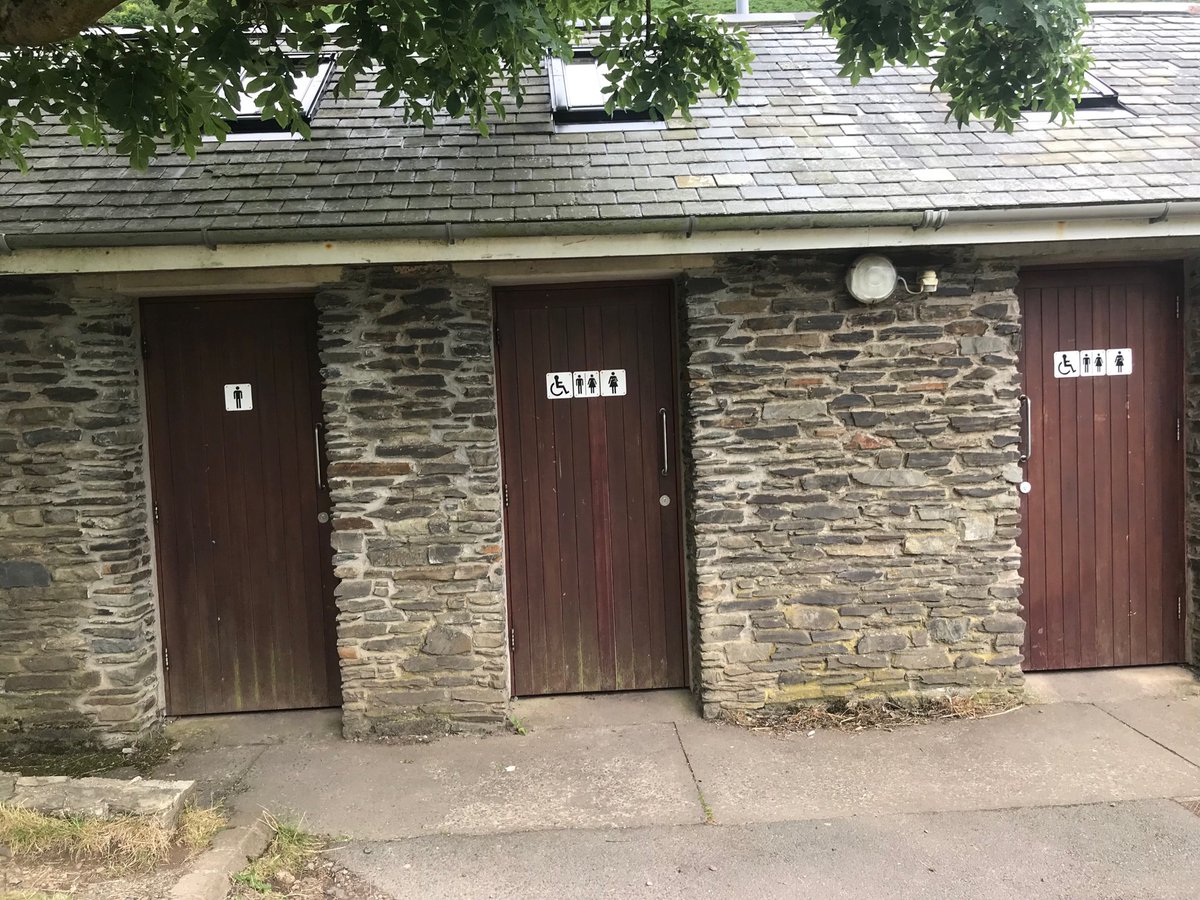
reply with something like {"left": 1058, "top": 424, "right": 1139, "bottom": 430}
{"left": 845, "top": 254, "right": 939, "bottom": 304}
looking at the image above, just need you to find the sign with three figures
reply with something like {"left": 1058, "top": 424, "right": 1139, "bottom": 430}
{"left": 545, "top": 369, "right": 627, "bottom": 399}
{"left": 1053, "top": 348, "right": 1132, "bottom": 379}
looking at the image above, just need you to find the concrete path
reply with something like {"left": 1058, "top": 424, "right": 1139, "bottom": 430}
{"left": 332, "top": 800, "right": 1200, "bottom": 900}
{"left": 157, "top": 668, "right": 1200, "bottom": 898}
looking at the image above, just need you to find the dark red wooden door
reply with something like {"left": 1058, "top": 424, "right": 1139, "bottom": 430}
{"left": 495, "top": 283, "right": 687, "bottom": 696}
{"left": 142, "top": 297, "right": 340, "bottom": 714}
{"left": 1018, "top": 266, "right": 1184, "bottom": 671}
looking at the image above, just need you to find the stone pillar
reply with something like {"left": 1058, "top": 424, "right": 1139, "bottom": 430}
{"left": 1185, "top": 256, "right": 1200, "bottom": 665}
{"left": 681, "top": 252, "right": 1025, "bottom": 716}
{"left": 0, "top": 279, "right": 158, "bottom": 744}
{"left": 316, "top": 266, "right": 507, "bottom": 737}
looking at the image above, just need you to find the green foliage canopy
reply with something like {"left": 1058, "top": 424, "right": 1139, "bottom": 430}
{"left": 0, "top": 0, "right": 1091, "bottom": 170}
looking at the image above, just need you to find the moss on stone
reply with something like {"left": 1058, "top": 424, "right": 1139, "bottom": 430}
{"left": 0, "top": 732, "right": 172, "bottom": 778}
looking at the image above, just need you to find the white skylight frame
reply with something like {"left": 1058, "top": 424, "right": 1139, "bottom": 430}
{"left": 546, "top": 49, "right": 660, "bottom": 130}
{"left": 229, "top": 57, "right": 336, "bottom": 134}
{"left": 549, "top": 54, "right": 612, "bottom": 112}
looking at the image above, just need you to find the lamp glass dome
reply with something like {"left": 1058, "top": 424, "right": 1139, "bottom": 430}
{"left": 846, "top": 254, "right": 897, "bottom": 303}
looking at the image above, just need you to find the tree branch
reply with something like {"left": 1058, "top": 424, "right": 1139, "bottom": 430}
{"left": 0, "top": 0, "right": 125, "bottom": 47}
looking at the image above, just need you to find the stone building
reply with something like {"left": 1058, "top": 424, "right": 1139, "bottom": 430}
{"left": 2, "top": 9, "right": 1199, "bottom": 743}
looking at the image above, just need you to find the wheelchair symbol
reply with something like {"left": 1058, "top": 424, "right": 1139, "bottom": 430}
{"left": 1053, "top": 351, "right": 1081, "bottom": 379}
{"left": 546, "top": 371, "right": 574, "bottom": 398}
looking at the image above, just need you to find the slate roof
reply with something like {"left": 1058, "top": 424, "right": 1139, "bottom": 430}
{"left": 1, "top": 9, "right": 1199, "bottom": 246}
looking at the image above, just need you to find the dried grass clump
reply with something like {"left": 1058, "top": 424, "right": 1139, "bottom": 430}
{"left": 728, "top": 694, "right": 1023, "bottom": 734}
{"left": 175, "top": 803, "right": 227, "bottom": 854}
{"left": 0, "top": 802, "right": 226, "bottom": 872}
{"left": 231, "top": 812, "right": 324, "bottom": 895}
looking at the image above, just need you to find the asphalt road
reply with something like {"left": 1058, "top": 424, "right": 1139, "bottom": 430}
{"left": 334, "top": 799, "right": 1200, "bottom": 900}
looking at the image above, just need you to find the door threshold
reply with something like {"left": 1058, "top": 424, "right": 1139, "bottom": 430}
{"left": 509, "top": 688, "right": 697, "bottom": 731}
{"left": 163, "top": 707, "right": 343, "bottom": 750}
{"left": 1024, "top": 665, "right": 1200, "bottom": 705}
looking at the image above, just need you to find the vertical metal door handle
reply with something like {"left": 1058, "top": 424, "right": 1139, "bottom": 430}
{"left": 659, "top": 408, "right": 669, "bottom": 476}
{"left": 1018, "top": 395, "right": 1033, "bottom": 464}
{"left": 314, "top": 425, "right": 324, "bottom": 490}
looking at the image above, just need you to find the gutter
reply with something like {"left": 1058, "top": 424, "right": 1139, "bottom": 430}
{"left": 1, "top": 201, "right": 1198, "bottom": 276}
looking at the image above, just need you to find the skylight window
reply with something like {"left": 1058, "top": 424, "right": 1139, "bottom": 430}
{"left": 229, "top": 58, "right": 335, "bottom": 135}
{"left": 548, "top": 50, "right": 654, "bottom": 126}
{"left": 1074, "top": 73, "right": 1121, "bottom": 111}
{"left": 1020, "top": 72, "right": 1122, "bottom": 115}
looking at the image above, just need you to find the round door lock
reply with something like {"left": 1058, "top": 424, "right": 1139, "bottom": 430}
{"left": 659, "top": 495, "right": 671, "bottom": 507}
{"left": 317, "top": 511, "right": 330, "bottom": 524}
{"left": 1019, "top": 481, "right": 1032, "bottom": 495}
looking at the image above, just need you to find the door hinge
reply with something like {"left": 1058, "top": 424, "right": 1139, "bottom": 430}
{"left": 494, "top": 325, "right": 501, "bottom": 348}
{"left": 163, "top": 646, "right": 170, "bottom": 670}
{"left": 509, "top": 627, "right": 516, "bottom": 653}
{"left": 1178, "top": 597, "right": 1182, "bottom": 620}
{"left": 153, "top": 502, "right": 160, "bottom": 523}
{"left": 141, "top": 337, "right": 150, "bottom": 359}
{"left": 1176, "top": 296, "right": 1182, "bottom": 320}
{"left": 1177, "top": 418, "right": 1182, "bottom": 442}
{"left": 503, "top": 483, "right": 510, "bottom": 508}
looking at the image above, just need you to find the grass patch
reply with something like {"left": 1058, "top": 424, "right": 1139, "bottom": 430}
{"left": 728, "top": 694, "right": 1023, "bottom": 734}
{"left": 0, "top": 802, "right": 226, "bottom": 872}
{"left": 231, "top": 813, "right": 324, "bottom": 896}
{"left": 176, "top": 803, "right": 228, "bottom": 854}
{"left": 0, "top": 733, "right": 174, "bottom": 778}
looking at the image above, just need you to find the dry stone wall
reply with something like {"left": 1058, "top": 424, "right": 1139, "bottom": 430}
{"left": 0, "top": 252, "right": 1045, "bottom": 741}
{"left": 679, "top": 252, "right": 1026, "bottom": 715}
{"left": 316, "top": 265, "right": 507, "bottom": 738}
{"left": 0, "top": 279, "right": 157, "bottom": 744}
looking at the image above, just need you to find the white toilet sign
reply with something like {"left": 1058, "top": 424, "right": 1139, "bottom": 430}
{"left": 600, "top": 369, "right": 627, "bottom": 397}
{"left": 1053, "top": 348, "right": 1132, "bottom": 379}
{"left": 545, "top": 369, "right": 628, "bottom": 399}
{"left": 223, "top": 383, "right": 253, "bottom": 411}
{"left": 574, "top": 370, "right": 602, "bottom": 398}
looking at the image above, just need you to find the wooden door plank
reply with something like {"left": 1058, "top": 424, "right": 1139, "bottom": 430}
{"left": 1125, "top": 284, "right": 1150, "bottom": 665}
{"left": 617, "top": 303, "right": 654, "bottom": 689}
{"left": 549, "top": 306, "right": 583, "bottom": 693}
{"left": 1073, "top": 285, "right": 1098, "bottom": 667}
{"left": 650, "top": 295, "right": 686, "bottom": 686}
{"left": 1019, "top": 286, "right": 1044, "bottom": 670}
{"left": 1165, "top": 274, "right": 1187, "bottom": 660}
{"left": 1141, "top": 286, "right": 1166, "bottom": 664}
{"left": 1109, "top": 284, "right": 1133, "bottom": 667}
{"left": 641, "top": 297, "right": 671, "bottom": 687}
{"left": 1046, "top": 287, "right": 1068, "bottom": 670}
{"left": 564, "top": 306, "right": 602, "bottom": 691}
{"left": 533, "top": 308, "right": 567, "bottom": 694}
{"left": 515, "top": 306, "right": 549, "bottom": 694}
{"left": 1091, "top": 285, "right": 1116, "bottom": 667}
{"left": 495, "top": 303, "right": 532, "bottom": 695}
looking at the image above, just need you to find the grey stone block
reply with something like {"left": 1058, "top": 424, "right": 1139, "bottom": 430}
{"left": 6, "top": 773, "right": 196, "bottom": 829}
